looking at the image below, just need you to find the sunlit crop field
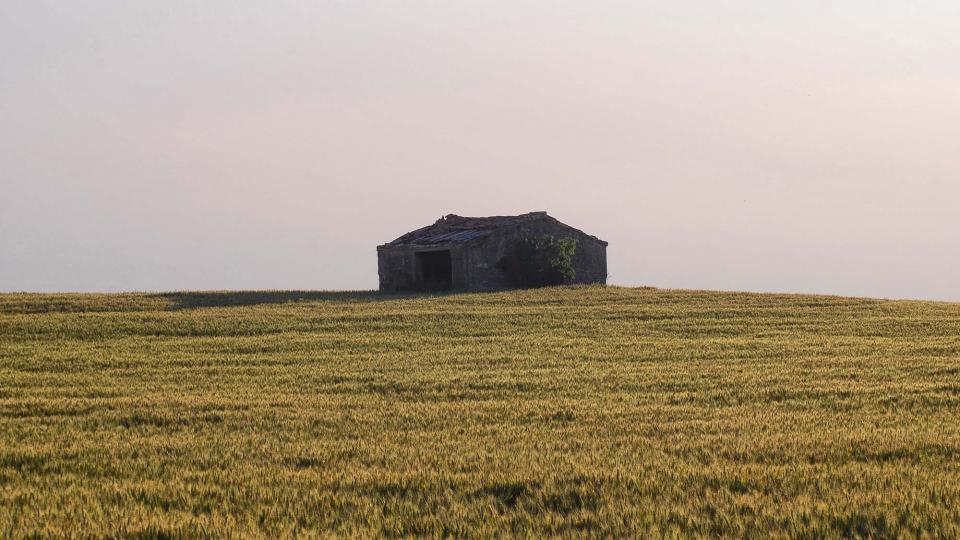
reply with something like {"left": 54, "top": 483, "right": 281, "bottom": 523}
{"left": 2, "top": 286, "right": 959, "bottom": 537}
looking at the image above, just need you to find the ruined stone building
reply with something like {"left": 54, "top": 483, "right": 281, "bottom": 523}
{"left": 377, "top": 212, "right": 607, "bottom": 292}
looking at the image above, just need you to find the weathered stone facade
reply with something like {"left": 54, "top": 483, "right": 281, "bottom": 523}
{"left": 377, "top": 212, "right": 607, "bottom": 292}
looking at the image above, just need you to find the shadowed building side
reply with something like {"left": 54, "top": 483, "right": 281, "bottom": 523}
{"left": 377, "top": 212, "right": 607, "bottom": 292}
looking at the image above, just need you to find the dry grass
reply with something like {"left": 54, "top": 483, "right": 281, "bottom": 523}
{"left": 1, "top": 285, "right": 959, "bottom": 538}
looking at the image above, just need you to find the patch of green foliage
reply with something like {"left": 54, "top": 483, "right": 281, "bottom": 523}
{"left": 1, "top": 286, "right": 960, "bottom": 537}
{"left": 498, "top": 235, "right": 577, "bottom": 288}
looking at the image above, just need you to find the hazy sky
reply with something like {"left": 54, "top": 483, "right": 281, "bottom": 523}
{"left": 2, "top": 1, "right": 958, "bottom": 300}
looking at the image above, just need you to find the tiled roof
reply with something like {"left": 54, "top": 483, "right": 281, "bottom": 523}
{"left": 381, "top": 212, "right": 549, "bottom": 247}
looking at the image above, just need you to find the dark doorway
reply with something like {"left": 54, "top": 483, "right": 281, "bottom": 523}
{"left": 415, "top": 250, "right": 452, "bottom": 291}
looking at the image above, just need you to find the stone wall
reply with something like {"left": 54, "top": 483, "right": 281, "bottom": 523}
{"left": 454, "top": 218, "right": 607, "bottom": 290}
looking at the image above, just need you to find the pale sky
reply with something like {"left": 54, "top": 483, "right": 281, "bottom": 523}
{"left": 2, "top": 1, "right": 958, "bottom": 300}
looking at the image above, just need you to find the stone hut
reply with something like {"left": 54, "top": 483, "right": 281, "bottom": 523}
{"left": 377, "top": 212, "right": 607, "bottom": 292}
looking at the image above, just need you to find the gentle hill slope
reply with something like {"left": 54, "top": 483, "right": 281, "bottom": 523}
{"left": 1, "top": 286, "right": 959, "bottom": 537}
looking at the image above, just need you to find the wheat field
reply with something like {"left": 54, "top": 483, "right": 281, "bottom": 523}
{"left": 1, "top": 286, "right": 959, "bottom": 538}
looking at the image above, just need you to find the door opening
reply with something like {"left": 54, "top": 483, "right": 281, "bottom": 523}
{"left": 415, "top": 250, "right": 452, "bottom": 291}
